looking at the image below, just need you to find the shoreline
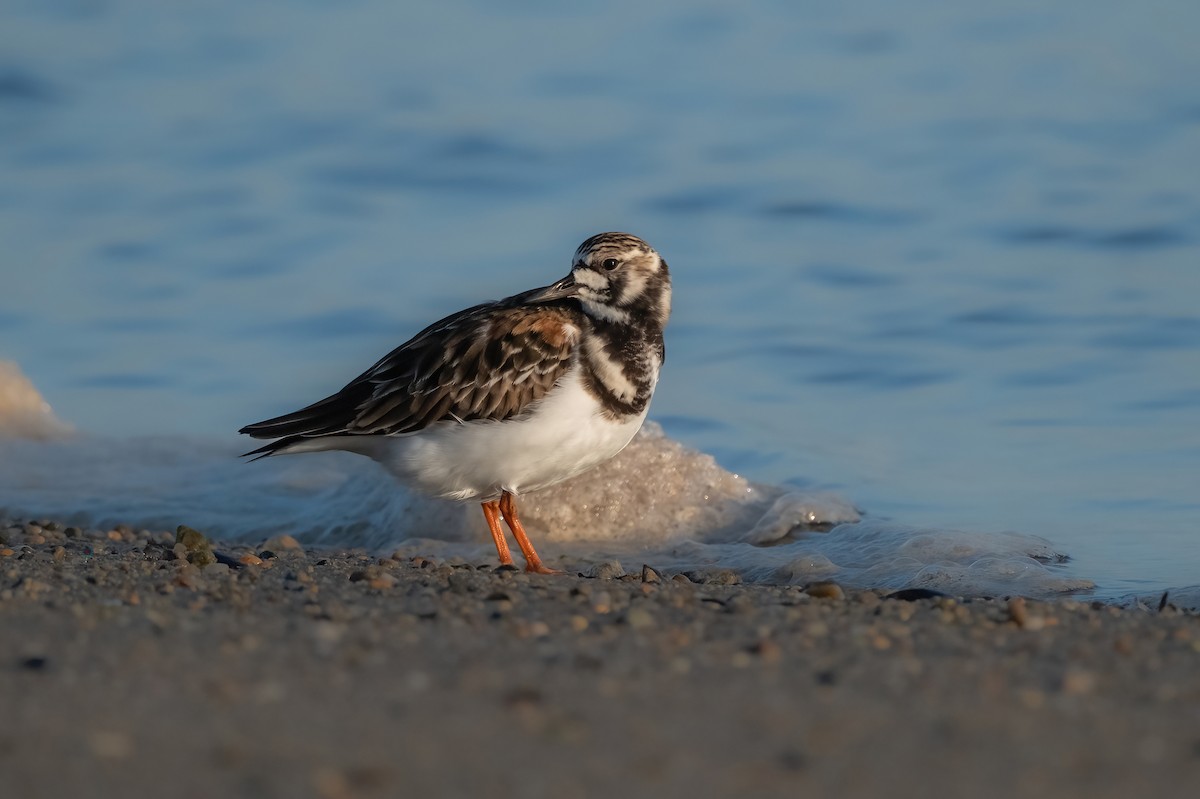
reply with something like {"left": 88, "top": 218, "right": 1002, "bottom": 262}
{"left": 2, "top": 517, "right": 1199, "bottom": 798}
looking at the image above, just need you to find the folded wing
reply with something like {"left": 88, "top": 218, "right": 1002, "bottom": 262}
{"left": 239, "top": 301, "right": 581, "bottom": 457}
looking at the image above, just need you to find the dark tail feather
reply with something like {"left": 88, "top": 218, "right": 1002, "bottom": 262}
{"left": 240, "top": 434, "right": 308, "bottom": 461}
{"left": 238, "top": 407, "right": 336, "bottom": 439}
{"left": 239, "top": 384, "right": 369, "bottom": 440}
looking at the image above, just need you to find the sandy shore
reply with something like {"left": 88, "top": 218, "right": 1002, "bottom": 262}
{"left": 1, "top": 517, "right": 1198, "bottom": 799}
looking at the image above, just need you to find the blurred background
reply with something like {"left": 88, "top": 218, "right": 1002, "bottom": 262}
{"left": 2, "top": 0, "right": 1198, "bottom": 590}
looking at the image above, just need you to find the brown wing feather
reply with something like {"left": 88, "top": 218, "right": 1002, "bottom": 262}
{"left": 239, "top": 302, "right": 581, "bottom": 448}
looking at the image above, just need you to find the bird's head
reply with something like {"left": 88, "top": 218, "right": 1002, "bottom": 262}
{"left": 562, "top": 232, "right": 671, "bottom": 329}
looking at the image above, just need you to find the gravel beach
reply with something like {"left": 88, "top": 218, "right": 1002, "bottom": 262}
{"left": 2, "top": 517, "right": 1198, "bottom": 799}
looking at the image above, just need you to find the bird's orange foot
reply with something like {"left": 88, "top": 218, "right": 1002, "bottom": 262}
{"left": 524, "top": 563, "right": 565, "bottom": 575}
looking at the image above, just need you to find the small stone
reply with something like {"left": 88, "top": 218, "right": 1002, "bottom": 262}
{"left": 591, "top": 591, "right": 614, "bottom": 614}
{"left": 213, "top": 550, "right": 245, "bottom": 570}
{"left": 683, "top": 568, "right": 741, "bottom": 585}
{"left": 805, "top": 621, "right": 829, "bottom": 638}
{"left": 174, "top": 564, "right": 204, "bottom": 589}
{"left": 89, "top": 731, "right": 133, "bottom": 760}
{"left": 523, "top": 621, "right": 551, "bottom": 638}
{"left": 749, "top": 639, "right": 782, "bottom": 663}
{"left": 804, "top": 581, "right": 846, "bottom": 601}
{"left": 671, "top": 573, "right": 692, "bottom": 584}
{"left": 724, "top": 594, "right": 755, "bottom": 614}
{"left": 239, "top": 554, "right": 263, "bottom": 566}
{"left": 887, "top": 588, "right": 947, "bottom": 601}
{"left": 641, "top": 564, "right": 662, "bottom": 583}
{"left": 52, "top": 546, "right": 67, "bottom": 563}
{"left": 1062, "top": 669, "right": 1097, "bottom": 696}
{"left": 0, "top": 548, "right": 13, "bottom": 558}
{"left": 175, "top": 525, "right": 216, "bottom": 567}
{"left": 1007, "top": 597, "right": 1028, "bottom": 627}
{"left": 569, "top": 615, "right": 589, "bottom": 633}
{"left": 409, "top": 595, "right": 438, "bottom": 619}
{"left": 625, "top": 606, "right": 655, "bottom": 630}
{"left": 1018, "top": 689, "right": 1045, "bottom": 709}
{"left": 585, "top": 560, "right": 626, "bottom": 580}
{"left": 368, "top": 574, "right": 396, "bottom": 590}
{"left": 264, "top": 534, "right": 302, "bottom": 551}
{"left": 814, "top": 669, "right": 837, "bottom": 685}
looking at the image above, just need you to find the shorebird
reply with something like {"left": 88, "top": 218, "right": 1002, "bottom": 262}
{"left": 240, "top": 232, "right": 670, "bottom": 573}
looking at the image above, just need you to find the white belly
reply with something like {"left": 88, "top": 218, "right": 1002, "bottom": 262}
{"left": 357, "top": 366, "right": 650, "bottom": 500}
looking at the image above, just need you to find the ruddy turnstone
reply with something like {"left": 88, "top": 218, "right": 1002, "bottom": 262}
{"left": 240, "top": 232, "right": 670, "bottom": 574}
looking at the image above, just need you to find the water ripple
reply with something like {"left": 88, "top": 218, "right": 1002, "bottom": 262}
{"left": 1000, "top": 224, "right": 1189, "bottom": 250}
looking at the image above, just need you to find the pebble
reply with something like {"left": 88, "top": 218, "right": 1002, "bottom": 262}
{"left": 585, "top": 560, "right": 626, "bottom": 580}
{"left": 368, "top": 574, "right": 396, "bottom": 591}
{"left": 591, "top": 591, "right": 614, "bottom": 614}
{"left": 804, "top": 581, "right": 846, "bottom": 601}
{"left": 1061, "top": 669, "right": 1097, "bottom": 695}
{"left": 757, "top": 640, "right": 785, "bottom": 663}
{"left": 683, "top": 568, "right": 741, "bottom": 585}
{"left": 724, "top": 594, "right": 756, "bottom": 614}
{"left": 264, "top": 534, "right": 302, "bottom": 552}
{"left": 888, "top": 588, "right": 949, "bottom": 601}
{"left": 174, "top": 565, "right": 204, "bottom": 589}
{"left": 1007, "top": 597, "right": 1029, "bottom": 627}
{"left": 175, "top": 525, "right": 216, "bottom": 567}
{"left": 625, "top": 606, "right": 655, "bottom": 630}
{"left": 640, "top": 564, "right": 662, "bottom": 583}
{"left": 88, "top": 730, "right": 133, "bottom": 759}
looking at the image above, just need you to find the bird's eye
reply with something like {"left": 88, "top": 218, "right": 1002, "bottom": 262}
{"left": 601, "top": 258, "right": 620, "bottom": 271}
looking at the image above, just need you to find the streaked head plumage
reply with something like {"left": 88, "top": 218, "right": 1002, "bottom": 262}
{"left": 569, "top": 232, "right": 671, "bottom": 328}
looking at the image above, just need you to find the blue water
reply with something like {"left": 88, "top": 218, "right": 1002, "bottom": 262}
{"left": 2, "top": 0, "right": 1198, "bottom": 597}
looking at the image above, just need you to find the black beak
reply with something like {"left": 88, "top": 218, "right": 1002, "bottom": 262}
{"left": 529, "top": 274, "right": 578, "bottom": 303}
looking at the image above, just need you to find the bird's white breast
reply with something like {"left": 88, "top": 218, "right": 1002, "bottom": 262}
{"left": 360, "top": 364, "right": 652, "bottom": 501}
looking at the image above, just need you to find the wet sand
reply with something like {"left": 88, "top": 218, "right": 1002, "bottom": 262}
{"left": 2, "top": 518, "right": 1198, "bottom": 799}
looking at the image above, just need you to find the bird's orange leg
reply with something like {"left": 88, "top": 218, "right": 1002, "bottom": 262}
{"left": 499, "top": 491, "right": 563, "bottom": 575}
{"left": 481, "top": 500, "right": 515, "bottom": 568}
